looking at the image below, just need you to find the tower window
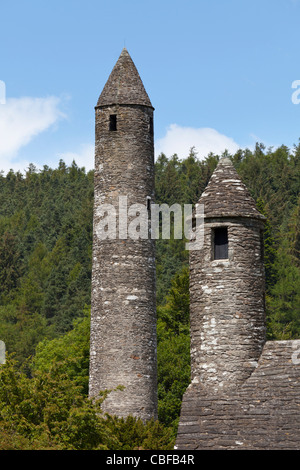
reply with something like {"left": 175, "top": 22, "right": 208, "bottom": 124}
{"left": 149, "top": 117, "right": 153, "bottom": 136}
{"left": 109, "top": 114, "right": 117, "bottom": 131}
{"left": 213, "top": 227, "right": 228, "bottom": 260}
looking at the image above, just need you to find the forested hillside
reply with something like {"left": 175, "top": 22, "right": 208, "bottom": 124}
{"left": 0, "top": 142, "right": 299, "bottom": 449}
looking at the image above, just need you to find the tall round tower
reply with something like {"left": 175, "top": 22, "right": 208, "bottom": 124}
{"left": 89, "top": 49, "right": 157, "bottom": 420}
{"left": 189, "top": 157, "right": 266, "bottom": 392}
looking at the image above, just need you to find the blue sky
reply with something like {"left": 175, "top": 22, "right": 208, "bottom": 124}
{"left": 0, "top": 0, "right": 300, "bottom": 173}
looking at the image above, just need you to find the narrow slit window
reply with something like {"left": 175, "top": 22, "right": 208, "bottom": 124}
{"left": 109, "top": 114, "right": 117, "bottom": 131}
{"left": 213, "top": 227, "right": 228, "bottom": 260}
{"left": 149, "top": 117, "right": 153, "bottom": 136}
{"left": 147, "top": 196, "right": 151, "bottom": 211}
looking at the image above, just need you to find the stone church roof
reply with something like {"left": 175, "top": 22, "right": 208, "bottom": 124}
{"left": 198, "top": 157, "right": 266, "bottom": 220}
{"left": 176, "top": 340, "right": 300, "bottom": 449}
{"left": 97, "top": 48, "right": 153, "bottom": 108}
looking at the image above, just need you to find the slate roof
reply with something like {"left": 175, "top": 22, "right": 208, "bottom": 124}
{"left": 97, "top": 48, "right": 153, "bottom": 108}
{"left": 198, "top": 157, "right": 265, "bottom": 220}
{"left": 176, "top": 340, "right": 300, "bottom": 450}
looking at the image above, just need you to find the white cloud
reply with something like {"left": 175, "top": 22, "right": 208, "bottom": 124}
{"left": 0, "top": 96, "right": 65, "bottom": 173}
{"left": 57, "top": 143, "right": 94, "bottom": 171}
{"left": 155, "top": 124, "right": 240, "bottom": 160}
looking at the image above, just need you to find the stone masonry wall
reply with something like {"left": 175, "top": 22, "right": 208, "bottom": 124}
{"left": 189, "top": 217, "right": 266, "bottom": 392}
{"left": 89, "top": 103, "right": 157, "bottom": 421}
{"left": 176, "top": 340, "right": 300, "bottom": 450}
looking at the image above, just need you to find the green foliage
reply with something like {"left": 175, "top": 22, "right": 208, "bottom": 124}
{"left": 267, "top": 236, "right": 300, "bottom": 339}
{"left": 256, "top": 198, "right": 278, "bottom": 292}
{"left": 157, "top": 266, "right": 190, "bottom": 335}
{"left": 32, "top": 307, "right": 91, "bottom": 394}
{"left": 0, "top": 356, "right": 114, "bottom": 449}
{"left": 103, "top": 415, "right": 175, "bottom": 450}
{"left": 157, "top": 267, "right": 190, "bottom": 428}
{"left": 154, "top": 148, "right": 216, "bottom": 302}
{"left": 157, "top": 333, "right": 190, "bottom": 429}
{"left": 288, "top": 195, "right": 300, "bottom": 266}
{"left": 0, "top": 142, "right": 299, "bottom": 448}
{"left": 0, "top": 356, "right": 174, "bottom": 450}
{"left": 0, "top": 162, "right": 93, "bottom": 364}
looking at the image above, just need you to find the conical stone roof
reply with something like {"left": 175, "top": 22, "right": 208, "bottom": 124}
{"left": 198, "top": 157, "right": 265, "bottom": 220}
{"left": 97, "top": 48, "right": 153, "bottom": 108}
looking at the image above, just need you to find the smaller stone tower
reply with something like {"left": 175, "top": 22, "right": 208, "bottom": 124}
{"left": 89, "top": 49, "right": 157, "bottom": 421}
{"left": 177, "top": 157, "right": 300, "bottom": 450}
{"left": 189, "top": 157, "right": 266, "bottom": 391}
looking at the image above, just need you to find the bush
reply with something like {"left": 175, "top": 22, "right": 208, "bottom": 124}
{"left": 0, "top": 356, "right": 174, "bottom": 450}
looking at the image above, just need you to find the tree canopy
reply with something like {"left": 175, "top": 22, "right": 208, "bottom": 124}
{"left": 0, "top": 142, "right": 299, "bottom": 448}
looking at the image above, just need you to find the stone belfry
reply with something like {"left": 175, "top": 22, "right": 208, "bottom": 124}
{"left": 189, "top": 157, "right": 266, "bottom": 391}
{"left": 176, "top": 158, "right": 300, "bottom": 450}
{"left": 89, "top": 48, "right": 157, "bottom": 420}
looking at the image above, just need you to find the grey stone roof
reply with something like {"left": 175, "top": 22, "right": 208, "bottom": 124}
{"left": 198, "top": 157, "right": 265, "bottom": 220}
{"left": 176, "top": 340, "right": 300, "bottom": 450}
{"left": 97, "top": 48, "right": 153, "bottom": 108}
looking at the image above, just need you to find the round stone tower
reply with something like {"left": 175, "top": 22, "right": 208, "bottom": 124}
{"left": 89, "top": 48, "right": 157, "bottom": 420}
{"left": 189, "top": 157, "right": 266, "bottom": 392}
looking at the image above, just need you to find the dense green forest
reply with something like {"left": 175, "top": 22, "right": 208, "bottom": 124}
{"left": 0, "top": 142, "right": 299, "bottom": 449}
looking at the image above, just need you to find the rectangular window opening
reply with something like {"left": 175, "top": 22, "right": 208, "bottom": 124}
{"left": 213, "top": 227, "right": 228, "bottom": 260}
{"left": 149, "top": 117, "right": 153, "bottom": 136}
{"left": 109, "top": 114, "right": 117, "bottom": 131}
